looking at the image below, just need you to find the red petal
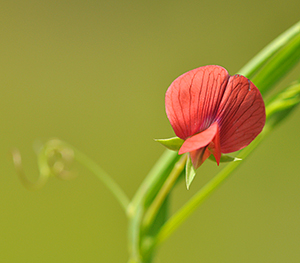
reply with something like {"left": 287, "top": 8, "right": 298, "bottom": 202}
{"left": 216, "top": 75, "right": 266, "bottom": 153}
{"left": 178, "top": 122, "right": 218, "bottom": 154}
{"left": 165, "top": 65, "right": 229, "bottom": 139}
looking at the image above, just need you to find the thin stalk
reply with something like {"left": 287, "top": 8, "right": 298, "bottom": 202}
{"left": 71, "top": 145, "right": 130, "bottom": 211}
{"left": 128, "top": 206, "right": 144, "bottom": 263}
{"left": 142, "top": 154, "right": 187, "bottom": 229}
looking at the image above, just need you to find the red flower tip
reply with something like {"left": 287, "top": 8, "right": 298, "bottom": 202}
{"left": 165, "top": 65, "right": 266, "bottom": 169}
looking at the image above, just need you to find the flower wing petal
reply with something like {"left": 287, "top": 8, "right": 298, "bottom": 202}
{"left": 178, "top": 122, "right": 218, "bottom": 154}
{"left": 217, "top": 75, "right": 266, "bottom": 153}
{"left": 165, "top": 65, "right": 229, "bottom": 139}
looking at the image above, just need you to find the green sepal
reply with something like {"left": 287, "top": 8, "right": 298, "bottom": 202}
{"left": 185, "top": 155, "right": 196, "bottom": 190}
{"left": 155, "top": 137, "right": 184, "bottom": 151}
{"left": 208, "top": 153, "right": 242, "bottom": 163}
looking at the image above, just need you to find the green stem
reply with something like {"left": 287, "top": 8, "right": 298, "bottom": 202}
{"left": 154, "top": 125, "right": 270, "bottom": 246}
{"left": 128, "top": 150, "right": 180, "bottom": 215}
{"left": 73, "top": 146, "right": 130, "bottom": 211}
{"left": 142, "top": 154, "right": 187, "bottom": 229}
{"left": 128, "top": 206, "right": 144, "bottom": 263}
{"left": 127, "top": 150, "right": 180, "bottom": 262}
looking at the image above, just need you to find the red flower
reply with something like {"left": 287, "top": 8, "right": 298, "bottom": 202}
{"left": 165, "top": 65, "right": 266, "bottom": 169}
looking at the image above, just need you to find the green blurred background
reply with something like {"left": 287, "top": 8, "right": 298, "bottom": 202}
{"left": 1, "top": 1, "right": 300, "bottom": 262}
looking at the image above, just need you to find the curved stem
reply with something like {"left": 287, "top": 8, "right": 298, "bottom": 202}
{"left": 67, "top": 142, "right": 130, "bottom": 211}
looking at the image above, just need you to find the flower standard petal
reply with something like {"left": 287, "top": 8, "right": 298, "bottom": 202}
{"left": 217, "top": 74, "right": 266, "bottom": 153}
{"left": 165, "top": 65, "right": 230, "bottom": 139}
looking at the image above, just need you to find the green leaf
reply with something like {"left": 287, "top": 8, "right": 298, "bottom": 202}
{"left": 252, "top": 31, "right": 300, "bottom": 96}
{"left": 155, "top": 137, "right": 184, "bottom": 151}
{"left": 238, "top": 21, "right": 300, "bottom": 79}
{"left": 185, "top": 155, "right": 196, "bottom": 190}
{"left": 208, "top": 153, "right": 242, "bottom": 163}
{"left": 266, "top": 80, "right": 300, "bottom": 127}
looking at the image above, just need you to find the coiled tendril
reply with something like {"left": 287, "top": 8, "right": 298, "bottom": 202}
{"left": 12, "top": 139, "right": 75, "bottom": 190}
